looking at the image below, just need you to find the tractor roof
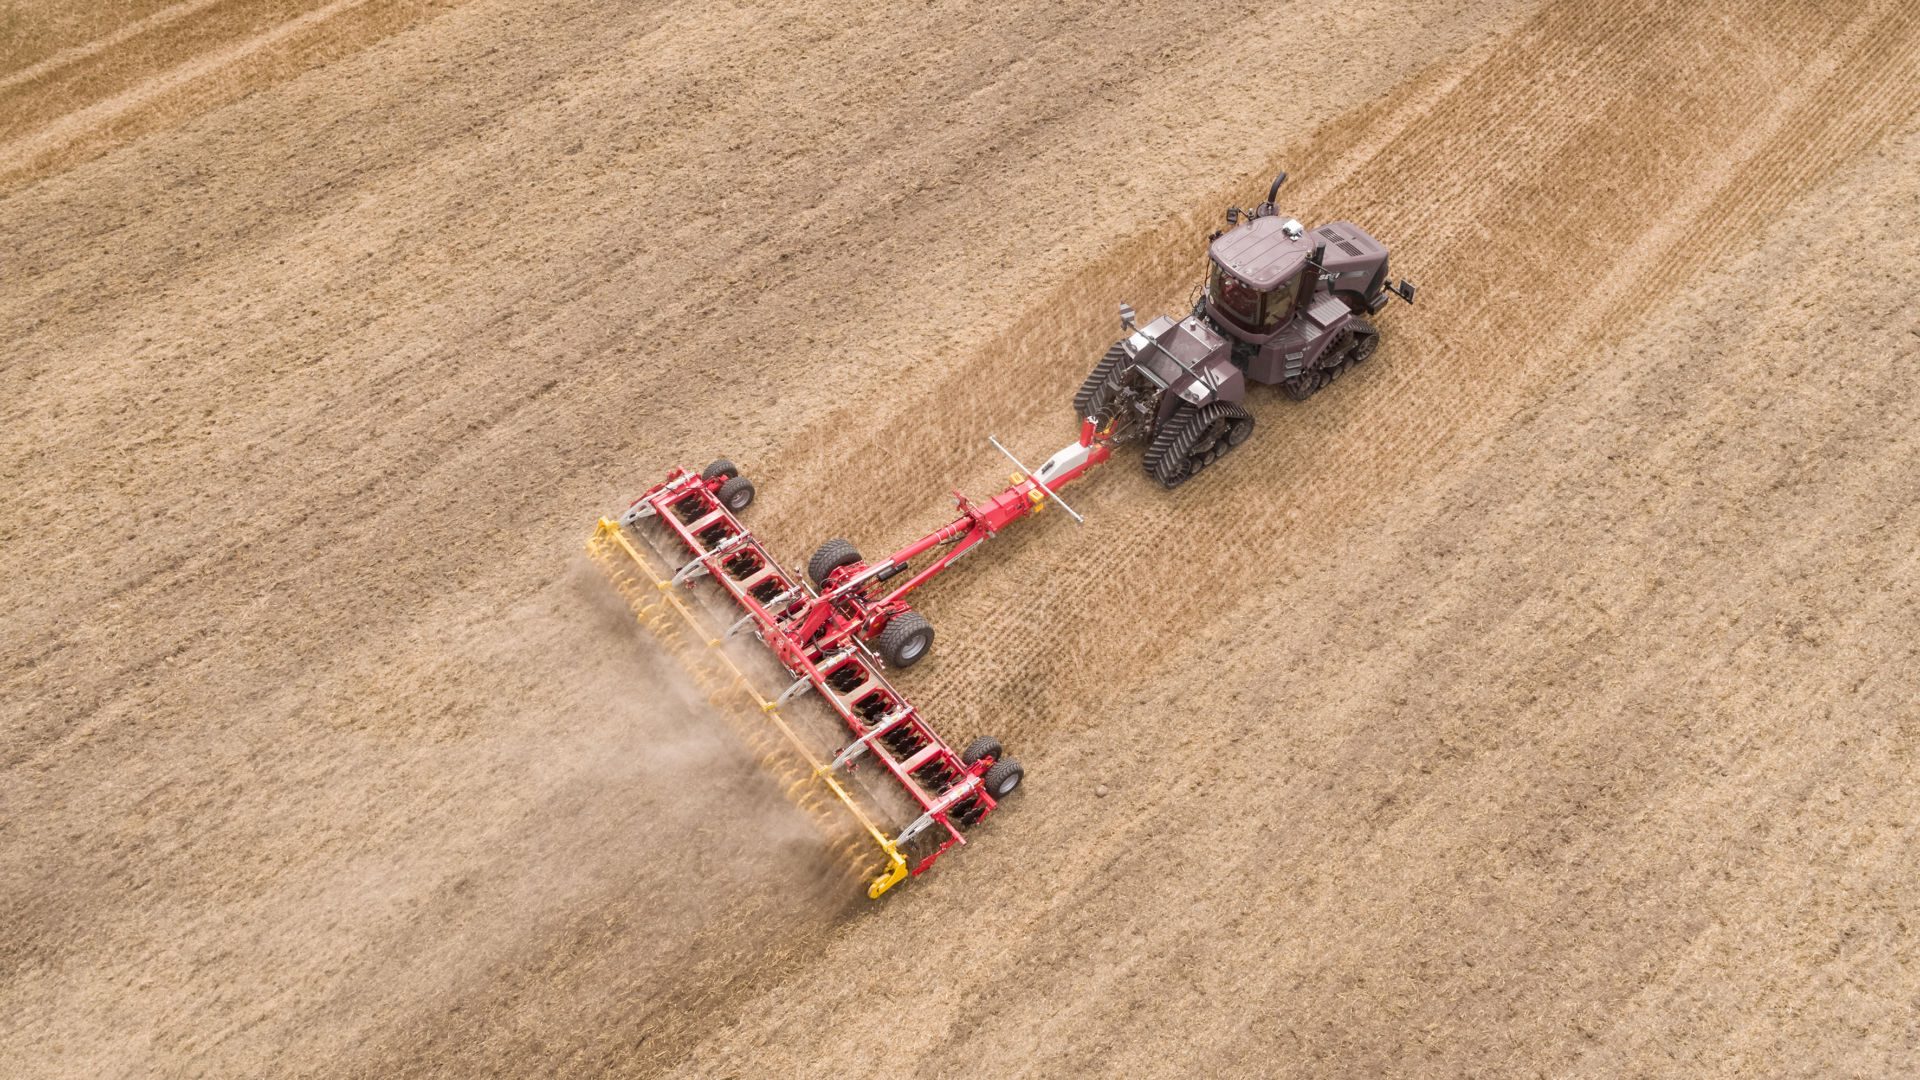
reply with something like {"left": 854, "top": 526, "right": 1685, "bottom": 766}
{"left": 1209, "top": 215, "right": 1311, "bottom": 291}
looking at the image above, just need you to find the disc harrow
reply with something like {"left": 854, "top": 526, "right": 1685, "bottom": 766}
{"left": 591, "top": 421, "right": 1111, "bottom": 897}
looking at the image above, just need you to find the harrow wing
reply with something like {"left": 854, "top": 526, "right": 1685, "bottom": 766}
{"left": 589, "top": 465, "right": 1026, "bottom": 898}
{"left": 586, "top": 520, "right": 911, "bottom": 897}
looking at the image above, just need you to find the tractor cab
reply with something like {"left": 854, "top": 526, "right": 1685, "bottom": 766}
{"left": 1203, "top": 213, "right": 1314, "bottom": 338}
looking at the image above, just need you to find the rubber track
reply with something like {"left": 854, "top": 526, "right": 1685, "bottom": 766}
{"left": 1073, "top": 340, "right": 1128, "bottom": 419}
{"left": 1148, "top": 401, "right": 1253, "bottom": 488}
{"left": 1139, "top": 403, "right": 1194, "bottom": 483}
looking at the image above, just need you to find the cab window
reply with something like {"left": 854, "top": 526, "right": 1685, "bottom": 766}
{"left": 1209, "top": 263, "right": 1262, "bottom": 327}
{"left": 1210, "top": 263, "right": 1298, "bottom": 330}
{"left": 1261, "top": 271, "right": 1298, "bottom": 328}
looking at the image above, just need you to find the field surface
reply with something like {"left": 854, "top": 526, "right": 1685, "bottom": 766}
{"left": 4, "top": 0, "right": 1917, "bottom": 1075}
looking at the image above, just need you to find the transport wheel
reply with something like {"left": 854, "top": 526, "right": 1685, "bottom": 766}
{"left": 875, "top": 611, "right": 934, "bottom": 668}
{"left": 701, "top": 459, "right": 739, "bottom": 483}
{"left": 983, "top": 758, "right": 1024, "bottom": 799}
{"left": 1146, "top": 402, "right": 1254, "bottom": 489}
{"left": 716, "top": 475, "right": 755, "bottom": 512}
{"left": 1073, "top": 340, "right": 1127, "bottom": 419}
{"left": 807, "top": 539, "right": 862, "bottom": 587}
{"left": 960, "top": 736, "right": 1002, "bottom": 767}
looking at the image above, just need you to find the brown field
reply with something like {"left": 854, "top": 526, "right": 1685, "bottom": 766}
{"left": 3, "top": 0, "right": 1917, "bottom": 1075}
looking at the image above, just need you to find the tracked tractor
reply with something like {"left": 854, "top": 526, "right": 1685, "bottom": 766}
{"left": 1076, "top": 172, "right": 1416, "bottom": 487}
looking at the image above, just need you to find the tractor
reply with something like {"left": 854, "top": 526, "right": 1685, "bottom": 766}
{"left": 1075, "top": 171, "right": 1416, "bottom": 487}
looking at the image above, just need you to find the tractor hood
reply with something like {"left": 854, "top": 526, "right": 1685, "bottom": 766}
{"left": 1125, "top": 314, "right": 1241, "bottom": 405}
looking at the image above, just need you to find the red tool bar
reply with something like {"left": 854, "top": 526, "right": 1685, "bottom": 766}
{"left": 865, "top": 435, "right": 1113, "bottom": 611}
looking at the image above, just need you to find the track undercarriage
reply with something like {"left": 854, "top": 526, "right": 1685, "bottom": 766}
{"left": 1075, "top": 171, "right": 1414, "bottom": 488}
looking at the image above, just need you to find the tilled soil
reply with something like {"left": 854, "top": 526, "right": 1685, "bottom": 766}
{"left": 3, "top": 0, "right": 1916, "bottom": 1076}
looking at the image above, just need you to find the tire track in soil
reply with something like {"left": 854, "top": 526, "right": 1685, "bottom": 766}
{"left": 749, "top": 0, "right": 1920, "bottom": 764}
{"left": 0, "top": 0, "right": 228, "bottom": 91}
{"left": 9, "top": 0, "right": 1916, "bottom": 1072}
{"left": 0, "top": 0, "right": 462, "bottom": 193}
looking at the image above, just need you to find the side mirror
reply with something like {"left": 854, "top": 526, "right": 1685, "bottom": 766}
{"left": 1393, "top": 279, "right": 1417, "bottom": 304}
{"left": 1119, "top": 303, "right": 1137, "bottom": 330}
{"left": 1226, "top": 207, "right": 1240, "bottom": 224}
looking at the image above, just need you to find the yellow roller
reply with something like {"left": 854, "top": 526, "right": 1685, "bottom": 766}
{"left": 587, "top": 519, "right": 910, "bottom": 899}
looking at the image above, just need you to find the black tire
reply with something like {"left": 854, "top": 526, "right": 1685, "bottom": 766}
{"left": 982, "top": 758, "right": 1024, "bottom": 799}
{"left": 1144, "top": 401, "right": 1254, "bottom": 488}
{"left": 807, "top": 538, "right": 862, "bottom": 588}
{"left": 960, "top": 736, "right": 1002, "bottom": 767}
{"left": 701, "top": 459, "right": 739, "bottom": 483}
{"left": 875, "top": 610, "right": 934, "bottom": 668}
{"left": 1073, "top": 341, "right": 1127, "bottom": 420}
{"left": 716, "top": 475, "right": 755, "bottom": 512}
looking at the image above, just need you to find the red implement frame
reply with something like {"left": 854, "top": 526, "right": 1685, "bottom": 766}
{"left": 607, "top": 420, "right": 1111, "bottom": 893}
